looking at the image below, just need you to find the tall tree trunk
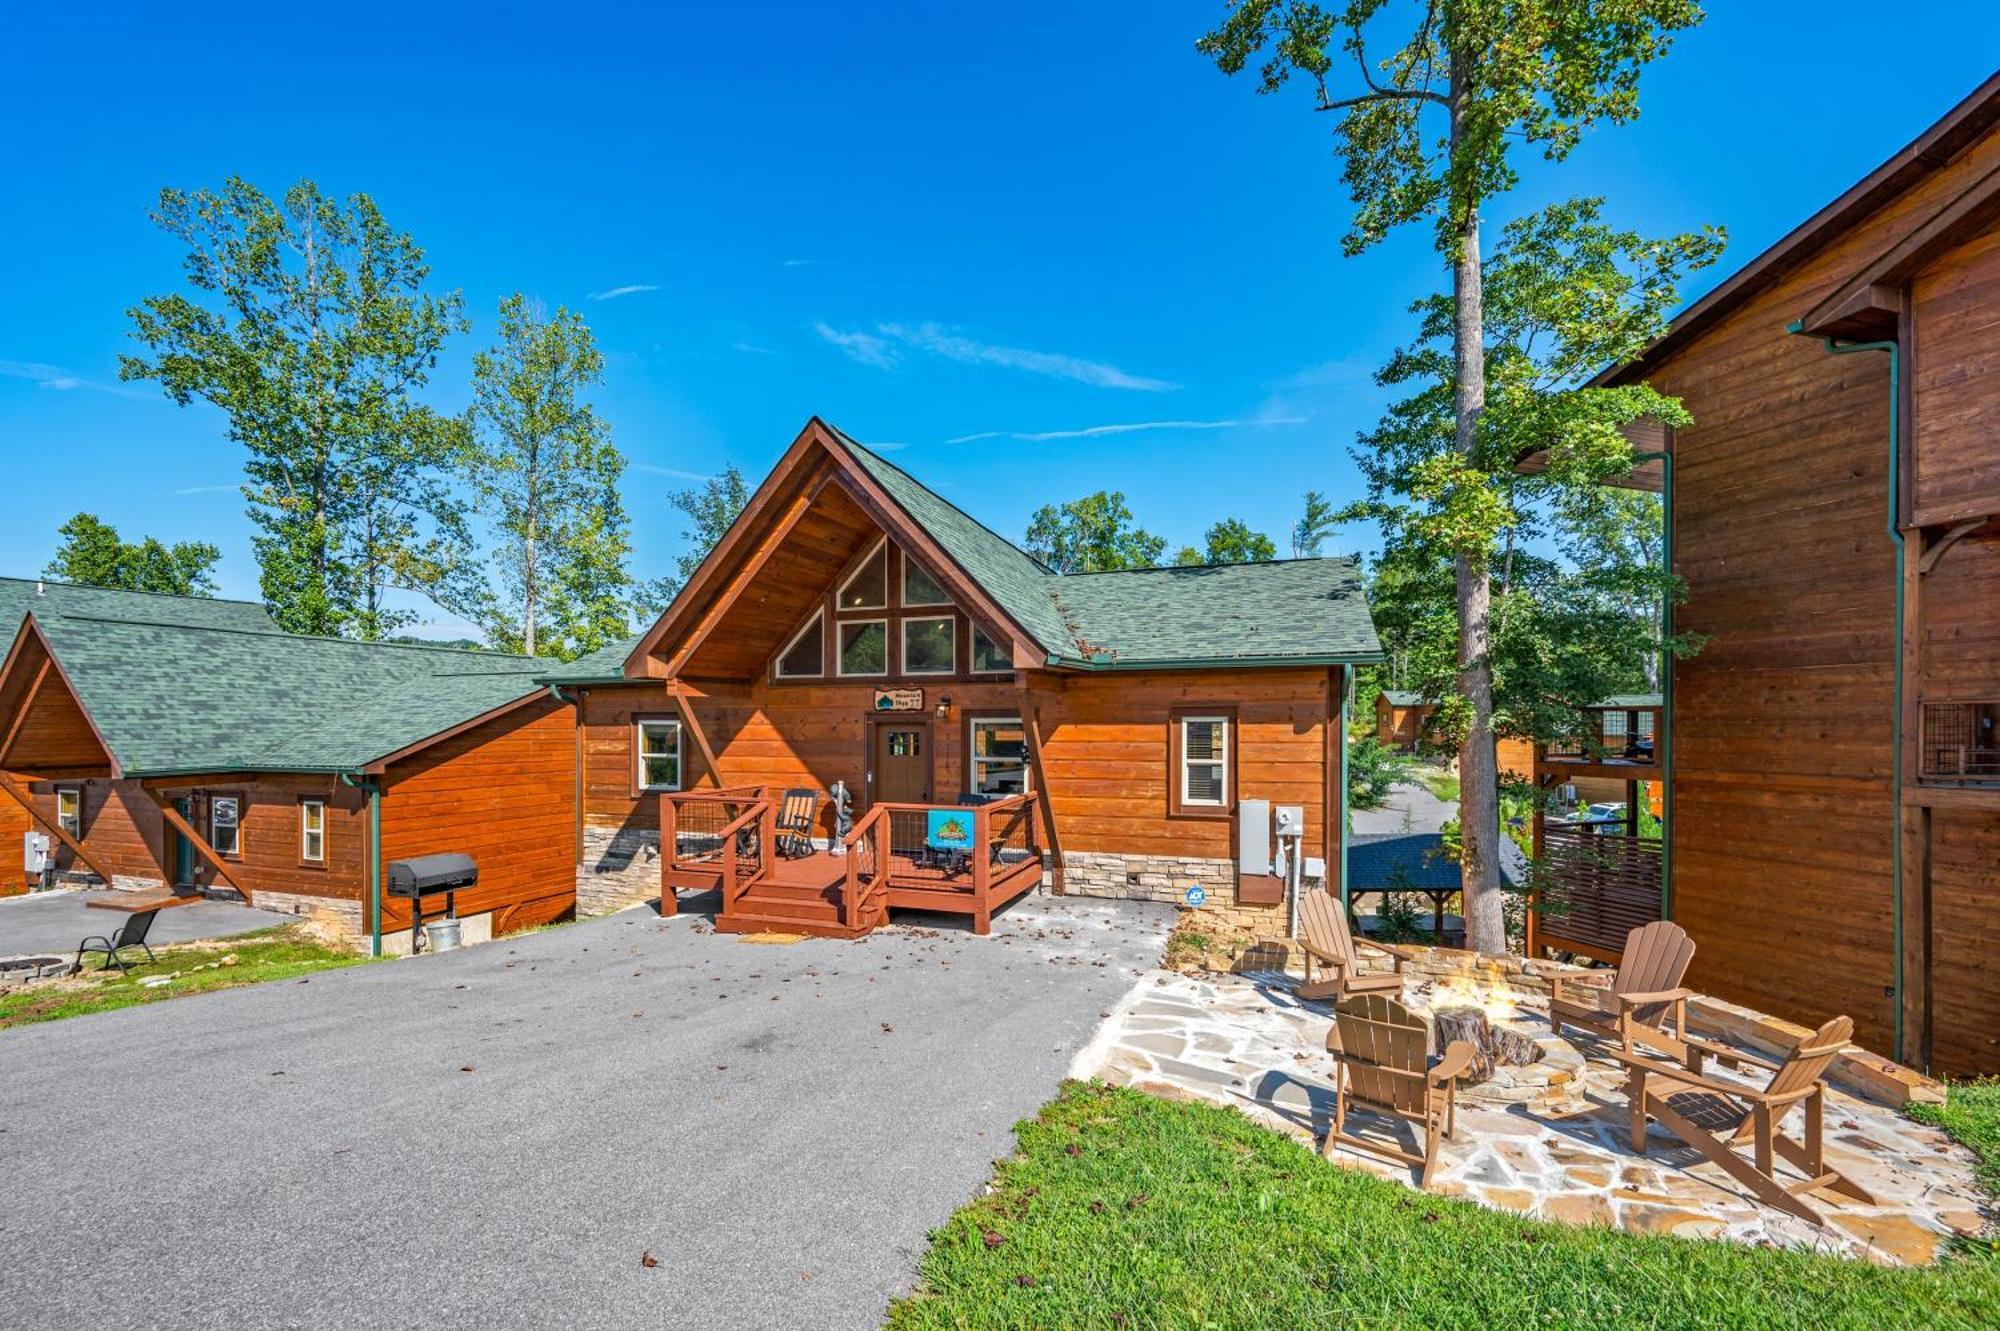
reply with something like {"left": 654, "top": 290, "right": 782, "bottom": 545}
{"left": 1450, "top": 69, "right": 1507, "bottom": 957}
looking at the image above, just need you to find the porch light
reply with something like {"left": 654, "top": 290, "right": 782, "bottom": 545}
{"left": 936, "top": 695, "right": 953, "bottom": 720}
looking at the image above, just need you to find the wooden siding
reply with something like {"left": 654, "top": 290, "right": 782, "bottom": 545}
{"left": 1911, "top": 223, "right": 2000, "bottom": 523}
{"left": 581, "top": 668, "right": 1338, "bottom": 867}
{"left": 1644, "top": 114, "right": 2000, "bottom": 1068}
{"left": 379, "top": 695, "right": 577, "bottom": 935}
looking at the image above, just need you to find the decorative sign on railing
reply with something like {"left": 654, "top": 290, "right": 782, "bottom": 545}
{"left": 873, "top": 687, "right": 924, "bottom": 712}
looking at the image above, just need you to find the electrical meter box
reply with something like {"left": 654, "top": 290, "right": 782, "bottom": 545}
{"left": 23, "top": 830, "right": 51, "bottom": 875}
{"left": 1273, "top": 805, "right": 1306, "bottom": 839}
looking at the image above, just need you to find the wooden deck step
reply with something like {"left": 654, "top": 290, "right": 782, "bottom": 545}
{"left": 84, "top": 891, "right": 206, "bottom": 913}
{"left": 713, "top": 908, "right": 878, "bottom": 941}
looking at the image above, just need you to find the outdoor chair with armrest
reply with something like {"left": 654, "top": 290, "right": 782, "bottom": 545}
{"left": 75, "top": 908, "right": 160, "bottom": 973}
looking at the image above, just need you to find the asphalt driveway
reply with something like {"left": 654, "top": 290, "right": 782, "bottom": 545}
{"left": 0, "top": 891, "right": 1173, "bottom": 1330}
{"left": 0, "top": 890, "right": 287, "bottom": 957}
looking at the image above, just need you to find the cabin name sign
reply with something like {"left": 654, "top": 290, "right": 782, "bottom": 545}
{"left": 873, "top": 688, "right": 925, "bottom": 712}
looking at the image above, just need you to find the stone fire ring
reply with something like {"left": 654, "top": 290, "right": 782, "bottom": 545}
{"left": 0, "top": 955, "right": 76, "bottom": 990}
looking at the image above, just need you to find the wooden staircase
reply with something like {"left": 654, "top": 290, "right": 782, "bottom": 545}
{"left": 713, "top": 873, "right": 885, "bottom": 940}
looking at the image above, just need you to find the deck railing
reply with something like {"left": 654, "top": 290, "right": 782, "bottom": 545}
{"left": 841, "top": 794, "right": 1042, "bottom": 930}
{"left": 1542, "top": 710, "right": 1660, "bottom": 765}
{"left": 1920, "top": 699, "right": 2000, "bottom": 782}
{"left": 841, "top": 804, "right": 893, "bottom": 929}
{"left": 660, "top": 786, "right": 773, "bottom": 911}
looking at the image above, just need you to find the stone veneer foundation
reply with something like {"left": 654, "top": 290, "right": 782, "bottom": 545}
{"left": 1060, "top": 850, "right": 1308, "bottom": 947}
{"left": 578, "top": 826, "right": 663, "bottom": 916}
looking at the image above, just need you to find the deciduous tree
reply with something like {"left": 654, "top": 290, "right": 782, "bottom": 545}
{"left": 43, "top": 513, "right": 221, "bottom": 596}
{"left": 1203, "top": 2, "right": 1705, "bottom": 954}
{"left": 468, "top": 294, "right": 634, "bottom": 658}
{"left": 121, "top": 178, "right": 470, "bottom": 638}
{"left": 1025, "top": 492, "right": 1166, "bottom": 572}
{"left": 640, "top": 465, "right": 751, "bottom": 613}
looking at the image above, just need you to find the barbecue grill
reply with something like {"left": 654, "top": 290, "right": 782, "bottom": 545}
{"left": 386, "top": 852, "right": 477, "bottom": 953}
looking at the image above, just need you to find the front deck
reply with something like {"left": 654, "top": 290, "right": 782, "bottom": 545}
{"left": 661, "top": 787, "right": 1045, "bottom": 938}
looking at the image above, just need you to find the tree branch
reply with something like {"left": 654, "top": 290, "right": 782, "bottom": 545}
{"left": 1317, "top": 38, "right": 1447, "bottom": 111}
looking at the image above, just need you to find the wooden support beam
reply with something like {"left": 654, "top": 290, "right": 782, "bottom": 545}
{"left": 1017, "top": 682, "right": 1064, "bottom": 894}
{"left": 668, "top": 680, "right": 723, "bottom": 790}
{"left": 153, "top": 796, "right": 251, "bottom": 903}
{"left": 0, "top": 772, "right": 118, "bottom": 887}
{"left": 0, "top": 657, "right": 51, "bottom": 767}
{"left": 663, "top": 473, "right": 827, "bottom": 678}
{"left": 1917, "top": 518, "right": 1990, "bottom": 575}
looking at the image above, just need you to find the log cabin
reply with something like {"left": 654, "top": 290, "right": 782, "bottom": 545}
{"left": 542, "top": 418, "right": 1383, "bottom": 942}
{"left": 1374, "top": 690, "right": 1436, "bottom": 750}
{"left": 1523, "top": 72, "right": 2000, "bottom": 1075}
{"left": 0, "top": 577, "right": 577, "bottom": 952}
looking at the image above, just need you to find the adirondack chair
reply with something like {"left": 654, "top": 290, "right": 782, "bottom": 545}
{"left": 1323, "top": 992, "right": 1477, "bottom": 1189}
{"left": 75, "top": 908, "right": 160, "bottom": 973}
{"left": 1615, "top": 1015, "right": 1874, "bottom": 1226}
{"left": 1549, "top": 921, "right": 1698, "bottom": 1066}
{"left": 773, "top": 789, "right": 820, "bottom": 859}
{"left": 1294, "top": 889, "right": 1405, "bottom": 1002}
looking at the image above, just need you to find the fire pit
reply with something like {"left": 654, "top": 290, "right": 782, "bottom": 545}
{"left": 1407, "top": 972, "right": 1587, "bottom": 1109}
{"left": 0, "top": 955, "right": 74, "bottom": 990}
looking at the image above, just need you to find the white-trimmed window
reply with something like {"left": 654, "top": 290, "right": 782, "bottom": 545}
{"left": 837, "top": 538, "right": 888, "bottom": 610}
{"left": 969, "top": 718, "right": 1028, "bottom": 797}
{"left": 55, "top": 787, "right": 81, "bottom": 838}
{"left": 210, "top": 795, "right": 241, "bottom": 857}
{"left": 637, "top": 719, "right": 683, "bottom": 792}
{"left": 837, "top": 619, "right": 888, "bottom": 676}
{"left": 970, "top": 626, "right": 1011, "bottom": 674}
{"left": 1178, "top": 716, "right": 1229, "bottom": 808}
{"left": 901, "top": 616, "right": 956, "bottom": 675}
{"left": 902, "top": 556, "right": 951, "bottom": 607}
{"left": 775, "top": 610, "right": 825, "bottom": 678}
{"left": 300, "top": 799, "right": 326, "bottom": 864}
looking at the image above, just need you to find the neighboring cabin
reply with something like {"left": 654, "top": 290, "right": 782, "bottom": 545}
{"left": 1525, "top": 72, "right": 2000, "bottom": 1075}
{"left": 0, "top": 578, "right": 575, "bottom": 949}
{"left": 545, "top": 419, "right": 1382, "bottom": 942}
{"left": 1373, "top": 690, "right": 1434, "bottom": 750}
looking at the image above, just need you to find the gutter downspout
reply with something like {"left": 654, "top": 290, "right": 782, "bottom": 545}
{"left": 1630, "top": 449, "right": 1675, "bottom": 923}
{"left": 1339, "top": 665, "right": 1353, "bottom": 918}
{"left": 1791, "top": 324, "right": 1905, "bottom": 1063}
{"left": 341, "top": 773, "right": 385, "bottom": 959}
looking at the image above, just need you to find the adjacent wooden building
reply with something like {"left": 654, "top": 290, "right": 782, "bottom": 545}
{"left": 1540, "top": 73, "right": 2000, "bottom": 1074}
{"left": 1374, "top": 690, "right": 1436, "bottom": 750}
{"left": 544, "top": 419, "right": 1383, "bottom": 940}
{"left": 0, "top": 578, "right": 576, "bottom": 951}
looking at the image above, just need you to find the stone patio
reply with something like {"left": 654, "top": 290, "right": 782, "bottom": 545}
{"left": 1073, "top": 967, "right": 1991, "bottom": 1266}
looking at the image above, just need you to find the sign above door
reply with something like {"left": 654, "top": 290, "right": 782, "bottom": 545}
{"left": 873, "top": 688, "right": 924, "bottom": 712}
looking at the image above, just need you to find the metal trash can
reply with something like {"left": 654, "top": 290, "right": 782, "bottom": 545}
{"left": 422, "top": 917, "right": 463, "bottom": 952}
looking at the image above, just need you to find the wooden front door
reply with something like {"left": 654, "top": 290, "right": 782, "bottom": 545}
{"left": 871, "top": 721, "right": 931, "bottom": 805}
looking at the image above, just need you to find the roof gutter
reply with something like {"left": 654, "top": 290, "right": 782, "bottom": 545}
{"left": 1791, "top": 321, "right": 1905, "bottom": 1065}
{"left": 1044, "top": 650, "right": 1388, "bottom": 672}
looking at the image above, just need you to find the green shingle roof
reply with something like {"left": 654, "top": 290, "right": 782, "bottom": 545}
{"left": 9, "top": 583, "right": 550, "bottom": 776}
{"left": 1596, "top": 693, "right": 1663, "bottom": 710}
{"left": 536, "top": 635, "right": 646, "bottom": 686}
{"left": 0, "top": 577, "right": 281, "bottom": 636}
{"left": 832, "top": 428, "right": 1381, "bottom": 669}
{"left": 1381, "top": 690, "right": 1426, "bottom": 707}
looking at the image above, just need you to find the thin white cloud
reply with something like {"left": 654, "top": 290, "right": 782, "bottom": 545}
{"left": 0, "top": 358, "right": 153, "bottom": 400}
{"left": 813, "top": 323, "right": 902, "bottom": 370}
{"left": 589, "top": 284, "right": 662, "bottom": 301}
{"left": 632, "top": 463, "right": 718, "bottom": 483}
{"left": 732, "top": 340, "right": 777, "bottom": 356}
{"left": 880, "top": 323, "right": 1174, "bottom": 392}
{"left": 944, "top": 417, "right": 1304, "bottom": 445}
{"left": 170, "top": 483, "right": 242, "bottom": 496}
{"left": 781, "top": 258, "right": 836, "bottom": 268}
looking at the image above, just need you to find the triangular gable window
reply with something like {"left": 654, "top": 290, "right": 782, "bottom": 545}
{"left": 838, "top": 538, "right": 888, "bottom": 610}
{"left": 903, "top": 556, "right": 951, "bottom": 608}
{"left": 775, "top": 610, "right": 825, "bottom": 678}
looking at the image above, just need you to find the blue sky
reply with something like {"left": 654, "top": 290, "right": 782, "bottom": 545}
{"left": 1, "top": 3, "right": 1992, "bottom": 635}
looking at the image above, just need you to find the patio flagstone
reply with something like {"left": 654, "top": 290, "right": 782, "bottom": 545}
{"left": 1073, "top": 967, "right": 1992, "bottom": 1266}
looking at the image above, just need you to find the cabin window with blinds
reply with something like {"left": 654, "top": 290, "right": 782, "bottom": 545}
{"left": 210, "top": 795, "right": 242, "bottom": 857}
{"left": 55, "top": 788, "right": 81, "bottom": 838}
{"left": 1170, "top": 711, "right": 1233, "bottom": 816}
{"left": 636, "top": 719, "right": 683, "bottom": 792}
{"left": 969, "top": 718, "right": 1028, "bottom": 796}
{"left": 299, "top": 799, "right": 326, "bottom": 864}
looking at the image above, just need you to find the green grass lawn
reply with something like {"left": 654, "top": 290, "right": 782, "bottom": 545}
{"left": 1418, "top": 768, "right": 1461, "bottom": 803}
{"left": 0, "top": 925, "right": 369, "bottom": 1030}
{"left": 887, "top": 1081, "right": 2000, "bottom": 1331}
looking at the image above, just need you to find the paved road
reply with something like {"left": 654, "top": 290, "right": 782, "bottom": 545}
{"left": 0, "top": 890, "right": 286, "bottom": 957}
{"left": 0, "top": 892, "right": 1172, "bottom": 1330}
